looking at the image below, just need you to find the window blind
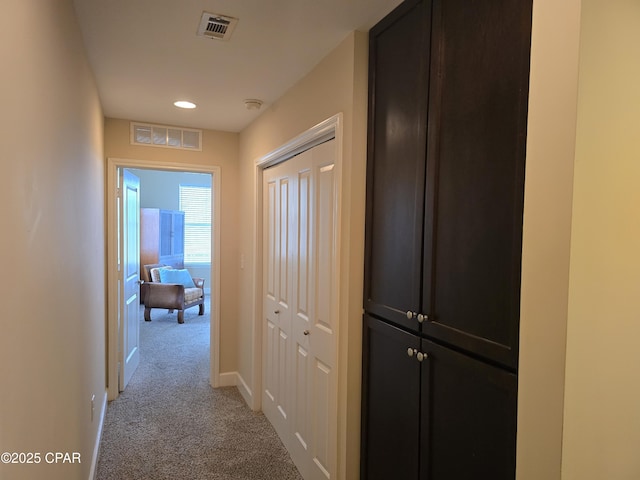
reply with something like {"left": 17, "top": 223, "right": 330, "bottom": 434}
{"left": 179, "top": 185, "right": 212, "bottom": 263}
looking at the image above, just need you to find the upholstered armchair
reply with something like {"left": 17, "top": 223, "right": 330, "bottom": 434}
{"left": 142, "top": 264, "right": 205, "bottom": 324}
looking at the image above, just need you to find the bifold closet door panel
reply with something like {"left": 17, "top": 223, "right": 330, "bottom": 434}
{"left": 361, "top": 315, "right": 421, "bottom": 480}
{"left": 363, "top": 0, "right": 432, "bottom": 332}
{"left": 422, "top": 0, "right": 533, "bottom": 369}
{"left": 420, "top": 340, "right": 517, "bottom": 480}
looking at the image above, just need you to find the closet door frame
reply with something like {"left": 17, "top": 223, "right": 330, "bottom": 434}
{"left": 252, "top": 114, "right": 343, "bottom": 479}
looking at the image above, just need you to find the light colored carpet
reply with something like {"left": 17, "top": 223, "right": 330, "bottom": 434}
{"left": 96, "top": 299, "right": 302, "bottom": 480}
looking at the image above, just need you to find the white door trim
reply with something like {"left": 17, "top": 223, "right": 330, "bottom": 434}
{"left": 106, "top": 157, "right": 221, "bottom": 400}
{"left": 251, "top": 112, "right": 343, "bottom": 413}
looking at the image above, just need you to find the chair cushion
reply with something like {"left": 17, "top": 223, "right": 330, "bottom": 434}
{"left": 159, "top": 268, "right": 196, "bottom": 288}
{"left": 184, "top": 287, "right": 203, "bottom": 303}
{"left": 149, "top": 267, "right": 171, "bottom": 283}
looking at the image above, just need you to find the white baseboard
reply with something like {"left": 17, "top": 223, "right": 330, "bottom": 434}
{"left": 218, "top": 371, "right": 238, "bottom": 387}
{"left": 89, "top": 391, "right": 108, "bottom": 480}
{"left": 218, "top": 371, "right": 254, "bottom": 409}
{"left": 236, "top": 373, "right": 253, "bottom": 408}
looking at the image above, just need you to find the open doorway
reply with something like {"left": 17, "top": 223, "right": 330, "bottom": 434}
{"left": 106, "top": 158, "right": 221, "bottom": 401}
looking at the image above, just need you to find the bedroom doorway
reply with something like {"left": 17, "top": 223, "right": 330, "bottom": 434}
{"left": 106, "top": 158, "right": 221, "bottom": 400}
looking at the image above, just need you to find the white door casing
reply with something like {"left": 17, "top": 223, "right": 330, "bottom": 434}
{"left": 107, "top": 159, "right": 221, "bottom": 401}
{"left": 262, "top": 140, "right": 338, "bottom": 480}
{"left": 119, "top": 169, "right": 141, "bottom": 391}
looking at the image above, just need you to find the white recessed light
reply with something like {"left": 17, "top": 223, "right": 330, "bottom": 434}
{"left": 174, "top": 100, "right": 197, "bottom": 109}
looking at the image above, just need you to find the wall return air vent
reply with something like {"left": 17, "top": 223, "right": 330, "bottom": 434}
{"left": 130, "top": 122, "right": 202, "bottom": 151}
{"left": 197, "top": 12, "right": 238, "bottom": 41}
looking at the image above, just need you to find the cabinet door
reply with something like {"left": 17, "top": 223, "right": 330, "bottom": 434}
{"left": 158, "top": 210, "right": 185, "bottom": 267}
{"left": 172, "top": 211, "right": 184, "bottom": 256}
{"left": 361, "top": 315, "right": 421, "bottom": 480}
{"left": 159, "top": 210, "right": 173, "bottom": 257}
{"left": 420, "top": 340, "right": 517, "bottom": 480}
{"left": 363, "top": 0, "right": 432, "bottom": 332}
{"left": 422, "top": 0, "right": 533, "bottom": 368}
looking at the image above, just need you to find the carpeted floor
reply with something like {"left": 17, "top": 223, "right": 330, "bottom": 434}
{"left": 96, "top": 298, "right": 302, "bottom": 480}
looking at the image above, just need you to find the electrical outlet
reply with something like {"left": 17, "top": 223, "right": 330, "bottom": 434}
{"left": 91, "top": 394, "right": 95, "bottom": 422}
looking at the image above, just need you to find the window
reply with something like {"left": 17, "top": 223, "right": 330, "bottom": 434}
{"left": 179, "top": 185, "right": 211, "bottom": 263}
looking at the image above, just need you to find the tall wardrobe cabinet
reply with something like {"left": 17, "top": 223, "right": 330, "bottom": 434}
{"left": 361, "top": 0, "right": 532, "bottom": 478}
{"left": 140, "top": 208, "right": 185, "bottom": 272}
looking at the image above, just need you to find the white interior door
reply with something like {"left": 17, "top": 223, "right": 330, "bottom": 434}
{"left": 263, "top": 160, "right": 295, "bottom": 442}
{"left": 263, "top": 140, "right": 338, "bottom": 480}
{"left": 119, "top": 169, "right": 141, "bottom": 391}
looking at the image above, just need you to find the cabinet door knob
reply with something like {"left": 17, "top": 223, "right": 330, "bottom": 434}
{"left": 303, "top": 330, "right": 310, "bottom": 336}
{"left": 417, "top": 314, "right": 429, "bottom": 323}
{"left": 406, "top": 311, "right": 414, "bottom": 320}
{"left": 407, "top": 348, "right": 428, "bottom": 361}
{"left": 274, "top": 310, "right": 280, "bottom": 314}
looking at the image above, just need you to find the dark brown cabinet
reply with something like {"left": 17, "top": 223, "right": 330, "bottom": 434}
{"left": 362, "top": 316, "right": 517, "bottom": 480}
{"left": 362, "top": 0, "right": 532, "bottom": 478}
{"left": 364, "top": 0, "right": 432, "bottom": 334}
{"left": 364, "top": 0, "right": 531, "bottom": 370}
{"left": 420, "top": 334, "right": 517, "bottom": 480}
{"left": 362, "top": 316, "right": 422, "bottom": 480}
{"left": 421, "top": 0, "right": 531, "bottom": 369}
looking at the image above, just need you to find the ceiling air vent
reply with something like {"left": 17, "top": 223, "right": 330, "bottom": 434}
{"left": 197, "top": 12, "right": 238, "bottom": 41}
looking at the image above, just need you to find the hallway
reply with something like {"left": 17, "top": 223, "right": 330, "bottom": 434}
{"left": 96, "top": 298, "right": 302, "bottom": 480}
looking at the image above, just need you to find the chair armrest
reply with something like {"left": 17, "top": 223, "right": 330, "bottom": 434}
{"left": 192, "top": 277, "right": 205, "bottom": 289}
{"left": 145, "top": 283, "right": 185, "bottom": 309}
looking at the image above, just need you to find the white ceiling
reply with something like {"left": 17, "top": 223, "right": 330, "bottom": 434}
{"left": 73, "top": 0, "right": 403, "bottom": 133}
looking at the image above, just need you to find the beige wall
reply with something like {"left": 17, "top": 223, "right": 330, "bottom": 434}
{"left": 237, "top": 31, "right": 369, "bottom": 479}
{"left": 104, "top": 118, "right": 240, "bottom": 373}
{"left": 520, "top": 1, "right": 640, "bottom": 478}
{"left": 562, "top": 1, "right": 640, "bottom": 478}
{"left": 0, "top": 1, "right": 105, "bottom": 479}
{"left": 517, "top": 0, "right": 582, "bottom": 478}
